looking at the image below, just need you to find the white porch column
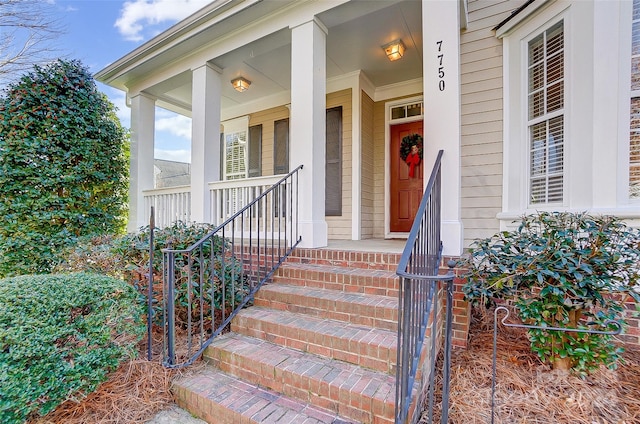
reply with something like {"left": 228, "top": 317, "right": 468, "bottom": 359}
{"left": 129, "top": 93, "right": 156, "bottom": 232}
{"left": 423, "top": 0, "right": 463, "bottom": 256}
{"left": 290, "top": 18, "right": 328, "bottom": 247}
{"left": 191, "top": 63, "right": 222, "bottom": 223}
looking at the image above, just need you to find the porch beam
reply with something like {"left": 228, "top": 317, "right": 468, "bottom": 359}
{"left": 129, "top": 92, "right": 156, "bottom": 232}
{"left": 423, "top": 0, "right": 463, "bottom": 256}
{"left": 190, "top": 62, "right": 222, "bottom": 223}
{"left": 289, "top": 18, "right": 328, "bottom": 248}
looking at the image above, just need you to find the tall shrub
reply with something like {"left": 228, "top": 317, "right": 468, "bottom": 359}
{"left": 462, "top": 212, "right": 640, "bottom": 375}
{"left": 0, "top": 59, "right": 129, "bottom": 277}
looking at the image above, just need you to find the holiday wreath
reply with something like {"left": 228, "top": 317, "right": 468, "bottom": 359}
{"left": 399, "top": 133, "right": 423, "bottom": 161}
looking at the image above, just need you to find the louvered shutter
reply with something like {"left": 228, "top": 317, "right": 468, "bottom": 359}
{"left": 248, "top": 124, "right": 262, "bottom": 178}
{"left": 273, "top": 119, "right": 289, "bottom": 174}
{"left": 325, "top": 107, "right": 342, "bottom": 216}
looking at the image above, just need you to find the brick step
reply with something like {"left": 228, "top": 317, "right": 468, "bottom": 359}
{"left": 254, "top": 283, "right": 399, "bottom": 332}
{"left": 286, "top": 248, "right": 402, "bottom": 271}
{"left": 231, "top": 307, "right": 397, "bottom": 373}
{"left": 272, "top": 262, "right": 399, "bottom": 298}
{"left": 173, "top": 367, "right": 357, "bottom": 424}
{"left": 203, "top": 333, "right": 399, "bottom": 424}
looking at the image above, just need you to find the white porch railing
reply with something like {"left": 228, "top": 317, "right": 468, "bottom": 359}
{"left": 142, "top": 175, "right": 289, "bottom": 230}
{"left": 143, "top": 185, "right": 191, "bottom": 228}
{"left": 209, "top": 174, "right": 286, "bottom": 227}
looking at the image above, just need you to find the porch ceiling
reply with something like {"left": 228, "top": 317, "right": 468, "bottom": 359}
{"left": 107, "top": 0, "right": 424, "bottom": 116}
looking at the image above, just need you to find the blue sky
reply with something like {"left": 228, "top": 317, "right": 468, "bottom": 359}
{"left": 51, "top": 0, "right": 212, "bottom": 162}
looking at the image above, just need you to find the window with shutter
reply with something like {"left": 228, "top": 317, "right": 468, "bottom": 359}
{"left": 325, "top": 107, "right": 342, "bottom": 216}
{"left": 224, "top": 130, "right": 247, "bottom": 180}
{"left": 273, "top": 119, "right": 289, "bottom": 175}
{"left": 630, "top": 0, "right": 640, "bottom": 199}
{"left": 528, "top": 21, "right": 564, "bottom": 205}
{"left": 222, "top": 116, "right": 250, "bottom": 181}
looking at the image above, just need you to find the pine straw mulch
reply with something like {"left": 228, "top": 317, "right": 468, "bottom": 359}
{"left": 28, "top": 331, "right": 205, "bottom": 424}
{"left": 424, "top": 307, "right": 640, "bottom": 424}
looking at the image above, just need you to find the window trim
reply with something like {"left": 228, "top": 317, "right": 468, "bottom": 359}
{"left": 525, "top": 20, "right": 565, "bottom": 206}
{"left": 499, "top": 3, "right": 570, "bottom": 224}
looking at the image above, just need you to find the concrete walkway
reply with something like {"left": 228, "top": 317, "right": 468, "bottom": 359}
{"left": 146, "top": 405, "right": 207, "bottom": 424}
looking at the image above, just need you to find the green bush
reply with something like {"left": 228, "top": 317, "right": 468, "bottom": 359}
{"left": 0, "top": 273, "right": 144, "bottom": 423}
{"left": 57, "top": 221, "right": 250, "bottom": 328}
{"left": 0, "top": 59, "right": 129, "bottom": 277}
{"left": 462, "top": 212, "right": 640, "bottom": 375}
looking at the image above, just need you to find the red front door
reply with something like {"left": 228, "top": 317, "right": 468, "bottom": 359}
{"left": 390, "top": 121, "right": 423, "bottom": 233}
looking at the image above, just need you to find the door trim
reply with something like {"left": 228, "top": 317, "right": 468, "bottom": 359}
{"left": 384, "top": 96, "right": 424, "bottom": 239}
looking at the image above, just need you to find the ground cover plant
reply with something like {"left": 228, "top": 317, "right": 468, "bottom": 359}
{"left": 462, "top": 212, "right": 640, "bottom": 374}
{"left": 0, "top": 273, "right": 144, "bottom": 423}
{"left": 0, "top": 59, "right": 128, "bottom": 277}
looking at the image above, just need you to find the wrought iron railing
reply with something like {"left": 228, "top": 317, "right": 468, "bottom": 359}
{"left": 395, "top": 150, "right": 455, "bottom": 424}
{"left": 160, "top": 165, "right": 303, "bottom": 368}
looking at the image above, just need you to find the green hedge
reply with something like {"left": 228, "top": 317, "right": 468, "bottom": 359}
{"left": 0, "top": 273, "right": 144, "bottom": 423}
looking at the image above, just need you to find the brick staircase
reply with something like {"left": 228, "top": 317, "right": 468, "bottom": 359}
{"left": 173, "top": 246, "right": 422, "bottom": 424}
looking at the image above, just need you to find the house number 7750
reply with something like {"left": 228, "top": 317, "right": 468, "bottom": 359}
{"left": 436, "top": 40, "right": 445, "bottom": 91}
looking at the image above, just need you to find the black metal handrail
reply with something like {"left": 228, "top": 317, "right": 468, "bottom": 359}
{"left": 395, "top": 150, "right": 455, "bottom": 424}
{"left": 161, "top": 165, "right": 303, "bottom": 368}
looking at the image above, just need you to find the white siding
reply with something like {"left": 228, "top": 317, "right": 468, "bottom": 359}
{"left": 460, "top": 0, "right": 527, "bottom": 247}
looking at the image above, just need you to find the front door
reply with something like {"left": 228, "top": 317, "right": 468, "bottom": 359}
{"left": 390, "top": 121, "right": 423, "bottom": 233}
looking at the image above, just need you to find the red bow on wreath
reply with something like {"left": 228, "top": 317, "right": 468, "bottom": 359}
{"left": 400, "top": 134, "right": 423, "bottom": 178}
{"left": 406, "top": 151, "right": 421, "bottom": 178}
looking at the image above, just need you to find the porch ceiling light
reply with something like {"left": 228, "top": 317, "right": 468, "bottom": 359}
{"left": 231, "top": 76, "right": 251, "bottom": 92}
{"left": 383, "top": 39, "right": 405, "bottom": 61}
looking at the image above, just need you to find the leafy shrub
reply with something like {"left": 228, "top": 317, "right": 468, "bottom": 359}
{"left": 462, "top": 212, "right": 640, "bottom": 375}
{"left": 57, "top": 221, "right": 250, "bottom": 329}
{"left": 0, "top": 273, "right": 144, "bottom": 423}
{"left": 0, "top": 59, "right": 129, "bottom": 277}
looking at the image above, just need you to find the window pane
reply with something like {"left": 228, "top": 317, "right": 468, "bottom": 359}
{"left": 547, "top": 81, "right": 564, "bottom": 112}
{"left": 529, "top": 34, "right": 544, "bottom": 64}
{"left": 548, "top": 116, "right": 564, "bottom": 174}
{"left": 530, "top": 177, "right": 546, "bottom": 204}
{"left": 528, "top": 62, "right": 545, "bottom": 92}
{"left": 546, "top": 22, "right": 564, "bottom": 55}
{"left": 528, "top": 91, "right": 545, "bottom": 119}
{"left": 530, "top": 122, "right": 547, "bottom": 177}
{"left": 547, "top": 52, "right": 563, "bottom": 84}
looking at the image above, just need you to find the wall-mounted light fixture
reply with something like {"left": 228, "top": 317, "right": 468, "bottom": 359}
{"left": 231, "top": 76, "right": 251, "bottom": 92}
{"left": 382, "top": 39, "right": 405, "bottom": 61}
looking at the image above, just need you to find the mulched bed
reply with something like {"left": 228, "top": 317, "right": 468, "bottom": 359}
{"left": 423, "top": 307, "right": 640, "bottom": 424}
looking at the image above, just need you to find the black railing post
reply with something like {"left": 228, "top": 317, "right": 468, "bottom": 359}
{"left": 166, "top": 247, "right": 176, "bottom": 366}
{"left": 147, "top": 206, "right": 155, "bottom": 361}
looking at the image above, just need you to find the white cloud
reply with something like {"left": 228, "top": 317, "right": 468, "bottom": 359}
{"left": 155, "top": 148, "right": 191, "bottom": 163}
{"left": 115, "top": 0, "right": 211, "bottom": 42}
{"left": 155, "top": 111, "right": 191, "bottom": 139}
